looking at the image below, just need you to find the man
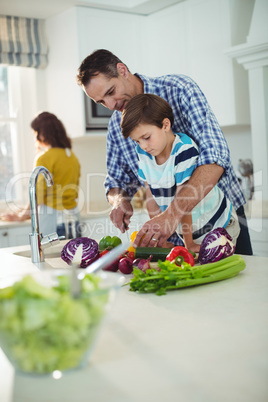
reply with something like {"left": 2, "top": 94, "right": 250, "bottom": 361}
{"left": 77, "top": 49, "right": 252, "bottom": 254}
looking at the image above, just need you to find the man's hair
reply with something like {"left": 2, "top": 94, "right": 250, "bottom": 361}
{"left": 31, "top": 112, "right": 72, "bottom": 149}
{"left": 77, "top": 49, "right": 129, "bottom": 87}
{"left": 121, "top": 94, "right": 174, "bottom": 139}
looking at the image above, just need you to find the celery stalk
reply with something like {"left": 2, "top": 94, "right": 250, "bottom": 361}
{"left": 128, "top": 255, "right": 246, "bottom": 295}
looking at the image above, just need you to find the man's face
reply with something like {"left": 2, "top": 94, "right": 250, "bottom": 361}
{"left": 84, "top": 64, "right": 140, "bottom": 112}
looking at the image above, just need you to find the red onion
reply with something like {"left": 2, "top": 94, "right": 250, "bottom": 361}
{"left": 118, "top": 257, "right": 133, "bottom": 274}
{"left": 133, "top": 255, "right": 153, "bottom": 272}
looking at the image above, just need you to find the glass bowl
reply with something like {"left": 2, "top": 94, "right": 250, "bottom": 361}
{"left": 0, "top": 269, "right": 124, "bottom": 375}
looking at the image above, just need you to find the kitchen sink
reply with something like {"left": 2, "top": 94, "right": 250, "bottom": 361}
{"left": 13, "top": 244, "right": 64, "bottom": 259}
{"left": 13, "top": 241, "right": 69, "bottom": 269}
{"left": 13, "top": 242, "right": 66, "bottom": 258}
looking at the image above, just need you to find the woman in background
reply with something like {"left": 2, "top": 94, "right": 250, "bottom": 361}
{"left": 1, "top": 112, "right": 81, "bottom": 239}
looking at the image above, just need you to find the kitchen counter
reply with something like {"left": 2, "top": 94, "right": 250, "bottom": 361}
{"left": 0, "top": 246, "right": 268, "bottom": 402}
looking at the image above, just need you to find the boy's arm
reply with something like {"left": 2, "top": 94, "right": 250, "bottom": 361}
{"left": 144, "top": 182, "right": 161, "bottom": 219}
{"left": 181, "top": 212, "right": 200, "bottom": 253}
{"left": 143, "top": 182, "right": 175, "bottom": 248}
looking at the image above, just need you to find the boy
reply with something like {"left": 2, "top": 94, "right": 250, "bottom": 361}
{"left": 121, "top": 94, "right": 240, "bottom": 252}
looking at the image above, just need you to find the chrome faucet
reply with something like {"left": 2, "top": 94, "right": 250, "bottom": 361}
{"left": 29, "top": 166, "right": 62, "bottom": 264}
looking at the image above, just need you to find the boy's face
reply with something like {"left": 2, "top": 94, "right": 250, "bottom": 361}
{"left": 130, "top": 122, "right": 171, "bottom": 160}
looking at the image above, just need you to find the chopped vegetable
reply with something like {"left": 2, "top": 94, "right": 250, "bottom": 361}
{"left": 126, "top": 251, "right": 135, "bottom": 260}
{"left": 166, "top": 246, "right": 195, "bottom": 266}
{"left": 127, "top": 231, "right": 139, "bottom": 253}
{"left": 198, "top": 227, "right": 235, "bottom": 265}
{"left": 98, "top": 235, "right": 122, "bottom": 251}
{"left": 61, "top": 237, "right": 99, "bottom": 268}
{"left": 127, "top": 254, "right": 246, "bottom": 295}
{"left": 0, "top": 274, "right": 109, "bottom": 374}
{"left": 135, "top": 247, "right": 171, "bottom": 261}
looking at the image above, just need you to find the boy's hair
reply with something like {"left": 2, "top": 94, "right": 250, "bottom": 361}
{"left": 121, "top": 94, "right": 174, "bottom": 139}
{"left": 31, "top": 112, "right": 72, "bottom": 149}
{"left": 77, "top": 49, "right": 129, "bottom": 87}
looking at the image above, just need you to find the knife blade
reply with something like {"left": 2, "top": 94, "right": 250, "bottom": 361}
{"left": 124, "top": 221, "right": 130, "bottom": 241}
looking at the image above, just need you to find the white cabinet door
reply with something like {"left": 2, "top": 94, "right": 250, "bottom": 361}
{"left": 0, "top": 229, "right": 9, "bottom": 248}
{"left": 147, "top": 0, "right": 251, "bottom": 127}
{"left": 186, "top": 0, "right": 250, "bottom": 126}
{"left": 248, "top": 218, "right": 268, "bottom": 257}
{"left": 7, "top": 226, "right": 30, "bottom": 247}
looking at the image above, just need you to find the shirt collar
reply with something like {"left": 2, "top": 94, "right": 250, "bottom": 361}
{"left": 134, "top": 73, "right": 154, "bottom": 94}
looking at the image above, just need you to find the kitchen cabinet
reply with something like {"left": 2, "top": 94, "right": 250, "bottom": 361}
{"left": 248, "top": 218, "right": 268, "bottom": 257}
{"left": 146, "top": 0, "right": 253, "bottom": 127}
{"left": 44, "top": 1, "right": 254, "bottom": 132}
{"left": 45, "top": 7, "right": 146, "bottom": 138}
{"left": 0, "top": 224, "right": 31, "bottom": 248}
{"left": 0, "top": 229, "right": 9, "bottom": 248}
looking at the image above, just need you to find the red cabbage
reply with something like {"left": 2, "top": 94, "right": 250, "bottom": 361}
{"left": 198, "top": 227, "right": 235, "bottom": 265}
{"left": 61, "top": 237, "right": 99, "bottom": 268}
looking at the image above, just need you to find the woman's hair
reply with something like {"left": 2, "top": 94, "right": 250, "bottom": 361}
{"left": 77, "top": 49, "right": 129, "bottom": 87}
{"left": 121, "top": 94, "right": 174, "bottom": 139}
{"left": 31, "top": 112, "right": 72, "bottom": 149}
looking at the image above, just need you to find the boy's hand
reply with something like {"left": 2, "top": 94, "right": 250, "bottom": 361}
{"left": 183, "top": 241, "right": 200, "bottom": 254}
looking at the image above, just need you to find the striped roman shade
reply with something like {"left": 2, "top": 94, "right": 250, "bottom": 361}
{"left": 0, "top": 15, "right": 48, "bottom": 68}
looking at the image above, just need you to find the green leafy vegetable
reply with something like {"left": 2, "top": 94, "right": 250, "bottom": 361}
{"left": 127, "top": 255, "right": 246, "bottom": 296}
{"left": 0, "top": 274, "right": 109, "bottom": 374}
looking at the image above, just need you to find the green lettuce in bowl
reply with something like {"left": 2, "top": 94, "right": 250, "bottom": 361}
{"left": 0, "top": 270, "right": 122, "bottom": 375}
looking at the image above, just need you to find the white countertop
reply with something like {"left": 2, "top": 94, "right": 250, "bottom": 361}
{"left": 0, "top": 246, "right": 267, "bottom": 402}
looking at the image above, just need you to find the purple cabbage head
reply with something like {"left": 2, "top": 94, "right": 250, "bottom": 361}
{"left": 61, "top": 237, "right": 99, "bottom": 268}
{"left": 198, "top": 227, "right": 235, "bottom": 265}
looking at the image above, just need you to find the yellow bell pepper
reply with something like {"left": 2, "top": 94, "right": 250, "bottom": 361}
{"left": 128, "top": 231, "right": 138, "bottom": 252}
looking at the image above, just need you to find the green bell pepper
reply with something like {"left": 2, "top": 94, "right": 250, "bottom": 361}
{"left": 98, "top": 235, "right": 122, "bottom": 251}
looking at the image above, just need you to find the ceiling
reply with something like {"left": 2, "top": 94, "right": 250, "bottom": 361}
{"left": 0, "top": 0, "right": 185, "bottom": 19}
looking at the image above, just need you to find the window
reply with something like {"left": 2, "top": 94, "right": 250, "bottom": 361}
{"left": 0, "top": 65, "right": 36, "bottom": 212}
{"left": 0, "top": 66, "right": 18, "bottom": 203}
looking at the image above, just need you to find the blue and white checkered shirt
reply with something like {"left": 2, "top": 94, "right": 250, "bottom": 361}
{"left": 105, "top": 73, "right": 245, "bottom": 212}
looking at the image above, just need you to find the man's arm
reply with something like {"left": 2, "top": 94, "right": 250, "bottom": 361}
{"left": 133, "top": 163, "right": 224, "bottom": 247}
{"left": 105, "top": 114, "right": 141, "bottom": 233}
{"left": 107, "top": 188, "right": 133, "bottom": 233}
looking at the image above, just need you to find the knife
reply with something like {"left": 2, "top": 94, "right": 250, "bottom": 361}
{"left": 124, "top": 221, "right": 130, "bottom": 241}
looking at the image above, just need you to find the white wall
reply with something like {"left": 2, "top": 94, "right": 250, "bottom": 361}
{"left": 222, "top": 126, "right": 252, "bottom": 171}
{"left": 45, "top": 7, "right": 84, "bottom": 138}
{"left": 76, "top": 7, "right": 147, "bottom": 74}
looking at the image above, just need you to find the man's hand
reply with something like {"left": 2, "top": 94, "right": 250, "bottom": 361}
{"left": 107, "top": 188, "right": 133, "bottom": 233}
{"left": 133, "top": 209, "right": 179, "bottom": 248}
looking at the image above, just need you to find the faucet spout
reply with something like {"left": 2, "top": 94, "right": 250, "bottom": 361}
{"left": 29, "top": 166, "right": 54, "bottom": 264}
{"left": 29, "top": 166, "right": 53, "bottom": 237}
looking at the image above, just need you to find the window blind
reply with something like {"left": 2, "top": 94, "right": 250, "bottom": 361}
{"left": 0, "top": 15, "right": 48, "bottom": 68}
